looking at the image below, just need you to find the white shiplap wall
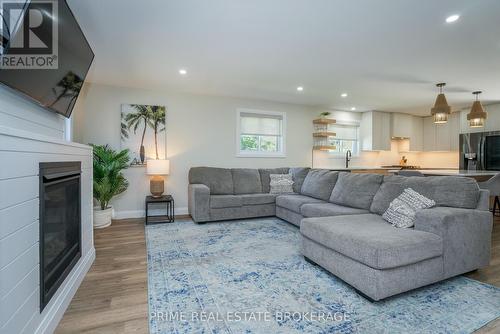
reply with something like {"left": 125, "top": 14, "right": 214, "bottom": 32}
{"left": 0, "top": 86, "right": 67, "bottom": 139}
{"left": 0, "top": 86, "right": 94, "bottom": 334}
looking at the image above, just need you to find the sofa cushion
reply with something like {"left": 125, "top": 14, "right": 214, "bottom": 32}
{"left": 300, "top": 203, "right": 368, "bottom": 218}
{"left": 329, "top": 172, "right": 383, "bottom": 210}
{"left": 232, "top": 168, "right": 262, "bottom": 194}
{"left": 289, "top": 167, "right": 310, "bottom": 193}
{"left": 240, "top": 193, "right": 276, "bottom": 206}
{"left": 189, "top": 167, "right": 233, "bottom": 195}
{"left": 276, "top": 194, "right": 324, "bottom": 213}
{"left": 383, "top": 188, "right": 436, "bottom": 228}
{"left": 210, "top": 195, "right": 242, "bottom": 209}
{"left": 300, "top": 214, "right": 443, "bottom": 269}
{"left": 270, "top": 174, "right": 294, "bottom": 194}
{"left": 259, "top": 168, "right": 290, "bottom": 193}
{"left": 370, "top": 175, "right": 480, "bottom": 215}
{"left": 300, "top": 169, "right": 339, "bottom": 200}
{"left": 369, "top": 175, "right": 407, "bottom": 214}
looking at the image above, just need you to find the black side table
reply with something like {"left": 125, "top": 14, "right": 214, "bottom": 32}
{"left": 145, "top": 195, "right": 175, "bottom": 225}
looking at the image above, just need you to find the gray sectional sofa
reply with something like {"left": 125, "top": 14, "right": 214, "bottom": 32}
{"left": 188, "top": 166, "right": 492, "bottom": 300}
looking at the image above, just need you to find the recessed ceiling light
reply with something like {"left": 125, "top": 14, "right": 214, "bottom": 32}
{"left": 445, "top": 14, "right": 460, "bottom": 23}
{"left": 296, "top": 86, "right": 304, "bottom": 92}
{"left": 341, "top": 93, "right": 348, "bottom": 98}
{"left": 351, "top": 107, "right": 356, "bottom": 111}
{"left": 179, "top": 69, "right": 187, "bottom": 75}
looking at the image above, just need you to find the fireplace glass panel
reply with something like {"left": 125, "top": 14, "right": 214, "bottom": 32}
{"left": 40, "top": 162, "right": 81, "bottom": 311}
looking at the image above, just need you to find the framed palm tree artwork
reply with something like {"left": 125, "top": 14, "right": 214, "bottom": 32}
{"left": 120, "top": 104, "right": 166, "bottom": 166}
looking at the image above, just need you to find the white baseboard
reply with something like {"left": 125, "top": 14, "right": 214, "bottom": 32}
{"left": 113, "top": 207, "right": 189, "bottom": 220}
{"left": 36, "top": 247, "right": 96, "bottom": 334}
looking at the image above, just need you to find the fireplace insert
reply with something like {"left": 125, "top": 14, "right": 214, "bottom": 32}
{"left": 39, "top": 162, "right": 81, "bottom": 311}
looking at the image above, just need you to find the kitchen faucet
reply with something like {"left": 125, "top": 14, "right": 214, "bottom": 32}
{"left": 345, "top": 149, "right": 352, "bottom": 169}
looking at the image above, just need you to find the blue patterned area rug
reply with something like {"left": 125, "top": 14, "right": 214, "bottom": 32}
{"left": 146, "top": 218, "right": 500, "bottom": 334}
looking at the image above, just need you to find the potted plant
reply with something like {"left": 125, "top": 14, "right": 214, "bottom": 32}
{"left": 319, "top": 111, "right": 331, "bottom": 119}
{"left": 91, "top": 144, "right": 130, "bottom": 228}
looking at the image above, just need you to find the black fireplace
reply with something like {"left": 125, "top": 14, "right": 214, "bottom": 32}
{"left": 39, "top": 162, "right": 81, "bottom": 311}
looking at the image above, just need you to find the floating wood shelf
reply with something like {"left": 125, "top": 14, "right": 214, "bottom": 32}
{"left": 313, "top": 118, "right": 337, "bottom": 125}
{"left": 313, "top": 132, "right": 336, "bottom": 138}
{"left": 313, "top": 145, "right": 337, "bottom": 151}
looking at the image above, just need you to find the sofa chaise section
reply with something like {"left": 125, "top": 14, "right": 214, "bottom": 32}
{"left": 301, "top": 175, "right": 492, "bottom": 300}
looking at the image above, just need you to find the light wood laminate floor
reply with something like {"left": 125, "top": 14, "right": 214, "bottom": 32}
{"left": 56, "top": 216, "right": 500, "bottom": 333}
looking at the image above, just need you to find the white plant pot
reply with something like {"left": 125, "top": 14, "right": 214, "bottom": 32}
{"left": 93, "top": 206, "right": 113, "bottom": 229}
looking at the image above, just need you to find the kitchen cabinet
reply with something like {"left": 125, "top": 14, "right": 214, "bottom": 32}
{"left": 449, "top": 112, "right": 460, "bottom": 151}
{"left": 423, "top": 116, "right": 436, "bottom": 151}
{"left": 391, "top": 113, "right": 423, "bottom": 151}
{"left": 409, "top": 116, "right": 423, "bottom": 151}
{"left": 391, "top": 113, "right": 412, "bottom": 138}
{"left": 423, "top": 112, "right": 459, "bottom": 151}
{"left": 360, "top": 111, "right": 391, "bottom": 151}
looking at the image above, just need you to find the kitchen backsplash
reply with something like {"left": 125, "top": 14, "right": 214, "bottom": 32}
{"left": 314, "top": 139, "right": 459, "bottom": 169}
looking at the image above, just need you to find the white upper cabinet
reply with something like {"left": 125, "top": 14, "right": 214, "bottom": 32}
{"left": 449, "top": 112, "right": 460, "bottom": 151}
{"left": 409, "top": 116, "right": 423, "bottom": 151}
{"left": 360, "top": 111, "right": 391, "bottom": 151}
{"left": 423, "top": 116, "right": 437, "bottom": 151}
{"left": 391, "top": 113, "right": 412, "bottom": 138}
{"left": 391, "top": 113, "right": 423, "bottom": 151}
{"left": 423, "top": 112, "right": 459, "bottom": 151}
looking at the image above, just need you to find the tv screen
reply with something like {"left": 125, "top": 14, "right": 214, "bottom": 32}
{"left": 0, "top": 0, "right": 94, "bottom": 118}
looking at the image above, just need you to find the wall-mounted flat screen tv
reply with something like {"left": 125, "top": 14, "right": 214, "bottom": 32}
{"left": 0, "top": 0, "right": 94, "bottom": 118}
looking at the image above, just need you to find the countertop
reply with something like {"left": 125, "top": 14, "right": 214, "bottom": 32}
{"left": 418, "top": 170, "right": 500, "bottom": 176}
{"left": 329, "top": 166, "right": 397, "bottom": 171}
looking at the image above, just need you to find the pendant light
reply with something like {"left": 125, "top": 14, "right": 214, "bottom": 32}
{"left": 431, "top": 83, "right": 451, "bottom": 124}
{"left": 467, "top": 91, "right": 487, "bottom": 128}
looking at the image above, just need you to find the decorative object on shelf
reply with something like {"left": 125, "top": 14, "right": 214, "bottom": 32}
{"left": 147, "top": 159, "right": 170, "bottom": 197}
{"left": 467, "top": 91, "right": 487, "bottom": 128}
{"left": 319, "top": 111, "right": 331, "bottom": 119}
{"left": 91, "top": 144, "right": 130, "bottom": 229}
{"left": 399, "top": 155, "right": 408, "bottom": 166}
{"left": 311, "top": 117, "right": 337, "bottom": 167}
{"left": 121, "top": 104, "right": 166, "bottom": 166}
{"left": 431, "top": 83, "right": 451, "bottom": 124}
{"left": 312, "top": 118, "right": 336, "bottom": 151}
{"left": 145, "top": 195, "right": 175, "bottom": 224}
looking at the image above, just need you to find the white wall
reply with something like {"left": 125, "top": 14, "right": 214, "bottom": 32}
{"left": 73, "top": 83, "right": 315, "bottom": 217}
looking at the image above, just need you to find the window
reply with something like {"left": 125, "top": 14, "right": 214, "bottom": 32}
{"left": 328, "top": 123, "right": 359, "bottom": 156}
{"left": 237, "top": 109, "right": 286, "bottom": 157}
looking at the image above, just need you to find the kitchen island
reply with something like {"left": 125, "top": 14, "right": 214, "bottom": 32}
{"left": 418, "top": 169, "right": 499, "bottom": 181}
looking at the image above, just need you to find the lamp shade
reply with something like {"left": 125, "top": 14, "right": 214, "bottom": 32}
{"left": 146, "top": 159, "right": 170, "bottom": 175}
{"left": 467, "top": 92, "right": 487, "bottom": 128}
{"left": 431, "top": 83, "right": 451, "bottom": 124}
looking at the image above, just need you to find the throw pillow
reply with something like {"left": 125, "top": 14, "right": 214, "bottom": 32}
{"left": 382, "top": 188, "right": 436, "bottom": 228}
{"left": 269, "top": 174, "right": 294, "bottom": 194}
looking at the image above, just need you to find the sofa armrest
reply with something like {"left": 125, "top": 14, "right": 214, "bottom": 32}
{"left": 188, "top": 184, "right": 210, "bottom": 222}
{"left": 414, "top": 207, "right": 492, "bottom": 277}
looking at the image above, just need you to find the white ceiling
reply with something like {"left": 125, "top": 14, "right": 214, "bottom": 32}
{"left": 68, "top": 0, "right": 500, "bottom": 115}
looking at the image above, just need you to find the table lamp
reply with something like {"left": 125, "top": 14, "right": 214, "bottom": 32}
{"left": 146, "top": 159, "right": 170, "bottom": 197}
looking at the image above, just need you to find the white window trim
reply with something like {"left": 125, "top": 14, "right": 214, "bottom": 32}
{"left": 326, "top": 120, "right": 361, "bottom": 159}
{"left": 236, "top": 108, "right": 286, "bottom": 158}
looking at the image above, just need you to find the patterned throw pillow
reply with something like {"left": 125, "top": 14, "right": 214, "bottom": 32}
{"left": 270, "top": 174, "right": 294, "bottom": 194}
{"left": 382, "top": 188, "right": 436, "bottom": 228}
